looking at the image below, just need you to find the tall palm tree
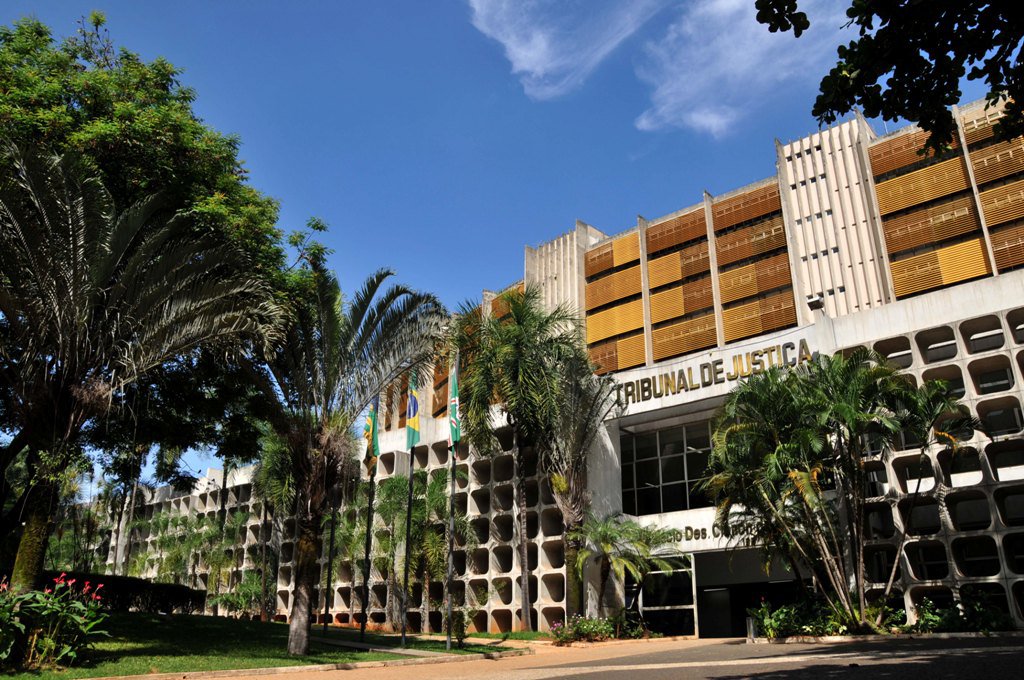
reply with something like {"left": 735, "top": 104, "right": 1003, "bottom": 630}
{"left": 543, "top": 353, "right": 620, "bottom": 617}
{"left": 250, "top": 256, "right": 444, "bottom": 655}
{"left": 457, "top": 284, "right": 583, "bottom": 631}
{"left": 0, "top": 145, "right": 277, "bottom": 591}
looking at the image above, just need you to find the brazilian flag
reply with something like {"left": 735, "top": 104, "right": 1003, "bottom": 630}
{"left": 363, "top": 396, "right": 380, "bottom": 468}
{"left": 406, "top": 372, "right": 420, "bottom": 449}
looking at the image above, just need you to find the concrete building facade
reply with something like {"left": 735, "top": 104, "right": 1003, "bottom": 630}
{"left": 110, "top": 99, "right": 1024, "bottom": 636}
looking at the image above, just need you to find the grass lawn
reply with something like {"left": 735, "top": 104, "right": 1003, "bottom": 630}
{"left": 318, "top": 626, "right": 513, "bottom": 654}
{"left": 10, "top": 613, "right": 405, "bottom": 679}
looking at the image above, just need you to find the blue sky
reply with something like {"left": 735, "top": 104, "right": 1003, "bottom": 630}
{"left": 3, "top": 1, "right": 989, "bottom": 480}
{"left": 8, "top": 0, "right": 978, "bottom": 308}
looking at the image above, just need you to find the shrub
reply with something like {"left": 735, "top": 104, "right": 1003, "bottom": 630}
{"left": 550, "top": 614, "right": 615, "bottom": 644}
{"left": 1, "top": 573, "right": 109, "bottom": 670}
{"left": 40, "top": 570, "right": 205, "bottom": 615}
{"left": 747, "top": 598, "right": 851, "bottom": 639}
{"left": 906, "top": 593, "right": 1015, "bottom": 634}
{"left": 208, "top": 572, "right": 264, "bottom": 618}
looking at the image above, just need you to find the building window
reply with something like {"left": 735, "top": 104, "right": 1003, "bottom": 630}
{"left": 620, "top": 422, "right": 714, "bottom": 516}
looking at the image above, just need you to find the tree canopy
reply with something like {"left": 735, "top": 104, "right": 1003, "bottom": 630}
{"left": 756, "top": 0, "right": 1023, "bottom": 152}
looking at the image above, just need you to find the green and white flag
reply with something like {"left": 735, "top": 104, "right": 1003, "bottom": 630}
{"left": 448, "top": 352, "right": 460, "bottom": 446}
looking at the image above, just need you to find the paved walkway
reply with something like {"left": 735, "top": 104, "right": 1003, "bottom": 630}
{"left": 233, "top": 635, "right": 1024, "bottom": 680}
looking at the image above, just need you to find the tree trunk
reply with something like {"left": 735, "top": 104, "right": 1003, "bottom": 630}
{"left": 420, "top": 568, "right": 430, "bottom": 633}
{"left": 11, "top": 479, "right": 58, "bottom": 593}
{"left": 514, "top": 433, "right": 533, "bottom": 631}
{"left": 121, "top": 476, "right": 140, "bottom": 576}
{"left": 260, "top": 505, "right": 270, "bottom": 622}
{"left": 287, "top": 515, "right": 322, "bottom": 655}
{"left": 564, "top": 540, "right": 583, "bottom": 619}
{"left": 597, "top": 558, "right": 611, "bottom": 619}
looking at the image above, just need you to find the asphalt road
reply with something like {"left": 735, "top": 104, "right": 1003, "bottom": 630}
{"left": 264, "top": 636, "right": 1024, "bottom": 680}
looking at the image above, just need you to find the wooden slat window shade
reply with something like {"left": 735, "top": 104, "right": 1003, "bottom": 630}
{"left": 646, "top": 210, "right": 706, "bottom": 254}
{"left": 585, "top": 265, "right": 642, "bottom": 311}
{"left": 715, "top": 216, "right": 787, "bottom": 266}
{"left": 962, "top": 109, "right": 1001, "bottom": 145}
{"left": 990, "top": 223, "right": 1024, "bottom": 271}
{"left": 585, "top": 242, "right": 614, "bottom": 278}
{"left": 647, "top": 241, "right": 710, "bottom": 288}
{"left": 874, "top": 157, "right": 970, "bottom": 215}
{"left": 881, "top": 195, "right": 980, "bottom": 254}
{"left": 712, "top": 185, "right": 781, "bottom": 232}
{"left": 970, "top": 137, "right": 1024, "bottom": 186}
{"left": 980, "top": 178, "right": 1024, "bottom": 228}
{"left": 889, "top": 237, "right": 992, "bottom": 298}
{"left": 722, "top": 290, "right": 797, "bottom": 343}
{"left": 616, "top": 334, "right": 646, "bottom": 370}
{"left": 652, "top": 314, "right": 717, "bottom": 361}
{"left": 718, "top": 252, "right": 792, "bottom": 304}
{"left": 869, "top": 130, "right": 953, "bottom": 177}
{"left": 650, "top": 287, "right": 684, "bottom": 325}
{"left": 612, "top": 233, "right": 641, "bottom": 266}
{"left": 589, "top": 339, "right": 618, "bottom": 375}
{"left": 585, "top": 298, "right": 644, "bottom": 344}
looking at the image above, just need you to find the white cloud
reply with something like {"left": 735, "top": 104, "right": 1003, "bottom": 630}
{"left": 466, "top": 0, "right": 850, "bottom": 137}
{"left": 467, "top": 0, "right": 673, "bottom": 100}
{"left": 634, "top": 0, "right": 850, "bottom": 136}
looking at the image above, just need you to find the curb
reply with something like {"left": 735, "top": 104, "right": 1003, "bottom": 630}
{"left": 748, "top": 630, "right": 1024, "bottom": 644}
{"left": 80, "top": 647, "right": 533, "bottom": 680}
{"left": 553, "top": 634, "right": 698, "bottom": 648}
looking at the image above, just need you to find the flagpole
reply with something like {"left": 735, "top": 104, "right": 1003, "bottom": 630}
{"left": 359, "top": 397, "right": 380, "bottom": 644}
{"left": 401, "top": 447, "right": 415, "bottom": 647}
{"left": 446, "top": 440, "right": 455, "bottom": 652}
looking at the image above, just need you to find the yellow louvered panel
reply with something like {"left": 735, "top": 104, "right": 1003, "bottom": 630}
{"left": 589, "top": 340, "right": 618, "bottom": 375}
{"left": 889, "top": 237, "right": 992, "bottom": 298}
{"left": 647, "top": 242, "right": 710, "bottom": 288}
{"left": 970, "top": 137, "right": 1024, "bottom": 186}
{"left": 683, "top": 276, "right": 714, "bottom": 313}
{"left": 715, "top": 216, "right": 787, "bottom": 266}
{"left": 652, "top": 314, "right": 717, "bottom": 362}
{"left": 650, "top": 287, "right": 685, "bottom": 325}
{"left": 585, "top": 243, "right": 614, "bottom": 278}
{"left": 874, "top": 157, "right": 970, "bottom": 215}
{"left": 869, "top": 130, "right": 949, "bottom": 177}
{"left": 585, "top": 298, "right": 644, "bottom": 344}
{"left": 585, "top": 265, "right": 641, "bottom": 311}
{"left": 881, "top": 195, "right": 980, "bottom": 254}
{"left": 646, "top": 210, "right": 706, "bottom": 254}
{"left": 980, "top": 178, "right": 1024, "bottom": 227}
{"left": 616, "top": 334, "right": 647, "bottom": 370}
{"left": 612, "top": 233, "right": 641, "bottom": 267}
{"left": 713, "top": 184, "right": 781, "bottom": 232}
{"left": 719, "top": 262, "right": 758, "bottom": 304}
{"left": 962, "top": 108, "right": 1001, "bottom": 145}
{"left": 990, "top": 223, "right": 1024, "bottom": 271}
{"left": 722, "top": 290, "right": 796, "bottom": 343}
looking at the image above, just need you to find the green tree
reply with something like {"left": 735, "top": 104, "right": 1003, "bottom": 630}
{"left": 250, "top": 252, "right": 444, "bottom": 655}
{"left": 755, "top": 0, "right": 1024, "bottom": 152}
{"left": 567, "top": 514, "right": 676, "bottom": 618}
{"left": 0, "top": 146, "right": 277, "bottom": 592}
{"left": 706, "top": 350, "right": 972, "bottom": 629}
{"left": 543, "top": 353, "right": 620, "bottom": 618}
{"left": 457, "top": 285, "right": 583, "bottom": 631}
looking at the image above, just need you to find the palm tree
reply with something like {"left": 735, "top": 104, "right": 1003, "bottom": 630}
{"left": 568, "top": 514, "right": 676, "bottom": 618}
{"left": 543, "top": 352, "right": 620, "bottom": 617}
{"left": 457, "top": 284, "right": 583, "bottom": 631}
{"left": 0, "top": 145, "right": 277, "bottom": 592}
{"left": 250, "top": 254, "right": 444, "bottom": 655}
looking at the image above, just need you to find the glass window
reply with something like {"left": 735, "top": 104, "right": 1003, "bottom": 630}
{"left": 622, "top": 489, "right": 637, "bottom": 515}
{"left": 685, "top": 423, "right": 711, "bottom": 451}
{"left": 687, "top": 482, "right": 713, "bottom": 510}
{"left": 621, "top": 464, "right": 634, "bottom": 490}
{"left": 661, "top": 483, "right": 686, "bottom": 512}
{"left": 659, "top": 428, "right": 685, "bottom": 457}
{"left": 635, "top": 459, "right": 661, "bottom": 488}
{"left": 620, "top": 434, "right": 634, "bottom": 464}
{"left": 661, "top": 455, "right": 685, "bottom": 484}
{"left": 636, "top": 486, "right": 661, "bottom": 515}
{"left": 635, "top": 433, "right": 659, "bottom": 460}
{"left": 686, "top": 450, "right": 710, "bottom": 479}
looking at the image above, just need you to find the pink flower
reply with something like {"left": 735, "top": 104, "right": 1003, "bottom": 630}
{"left": 83, "top": 582, "right": 91, "bottom": 594}
{"left": 44, "top": 588, "right": 52, "bottom": 594}
{"left": 67, "top": 578, "right": 76, "bottom": 587}
{"left": 95, "top": 583, "right": 104, "bottom": 592}
{"left": 55, "top": 572, "right": 67, "bottom": 584}
{"left": 92, "top": 593, "right": 102, "bottom": 601}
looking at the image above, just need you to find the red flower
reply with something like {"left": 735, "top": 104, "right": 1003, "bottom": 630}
{"left": 55, "top": 572, "right": 67, "bottom": 584}
{"left": 67, "top": 578, "right": 76, "bottom": 587}
{"left": 92, "top": 593, "right": 102, "bottom": 601}
{"left": 95, "top": 583, "right": 104, "bottom": 591}
{"left": 83, "top": 582, "right": 92, "bottom": 594}
{"left": 44, "top": 588, "right": 52, "bottom": 594}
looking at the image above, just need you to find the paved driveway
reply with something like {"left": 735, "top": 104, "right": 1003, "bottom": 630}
{"left": 262, "top": 636, "right": 1024, "bottom": 680}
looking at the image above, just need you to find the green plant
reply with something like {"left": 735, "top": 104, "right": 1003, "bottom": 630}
{"left": 2, "top": 573, "right": 109, "bottom": 670}
{"left": 209, "top": 572, "right": 264, "bottom": 619}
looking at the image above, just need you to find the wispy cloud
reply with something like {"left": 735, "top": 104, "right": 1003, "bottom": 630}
{"left": 467, "top": 0, "right": 673, "bottom": 100}
{"left": 467, "top": 0, "right": 849, "bottom": 138}
{"left": 634, "top": 0, "right": 849, "bottom": 136}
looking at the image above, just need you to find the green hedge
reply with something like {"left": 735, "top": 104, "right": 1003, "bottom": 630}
{"left": 40, "top": 571, "right": 205, "bottom": 615}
